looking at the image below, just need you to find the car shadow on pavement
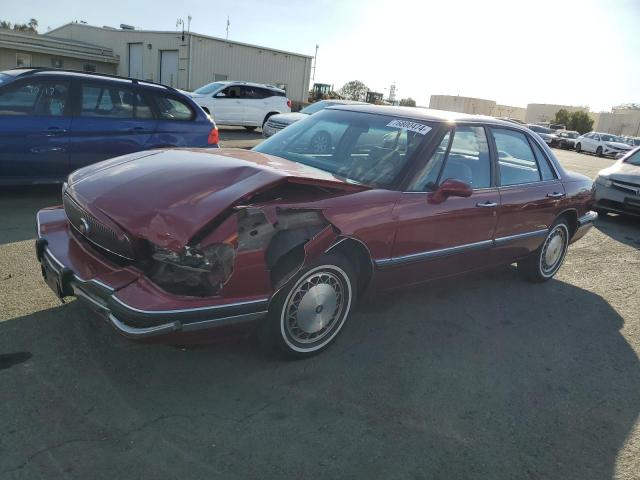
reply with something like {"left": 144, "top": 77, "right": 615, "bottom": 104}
{"left": 0, "top": 268, "right": 638, "bottom": 479}
{"left": 595, "top": 215, "right": 640, "bottom": 249}
{"left": 0, "top": 185, "right": 60, "bottom": 246}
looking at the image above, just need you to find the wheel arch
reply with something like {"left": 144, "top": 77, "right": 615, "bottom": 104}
{"left": 325, "top": 237, "right": 374, "bottom": 295}
{"left": 262, "top": 111, "right": 280, "bottom": 126}
{"left": 556, "top": 209, "right": 579, "bottom": 237}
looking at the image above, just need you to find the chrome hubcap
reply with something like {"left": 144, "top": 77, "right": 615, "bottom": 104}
{"left": 540, "top": 226, "right": 568, "bottom": 275}
{"left": 285, "top": 271, "right": 344, "bottom": 344}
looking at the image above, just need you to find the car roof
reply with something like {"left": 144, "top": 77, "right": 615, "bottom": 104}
{"left": 327, "top": 104, "right": 519, "bottom": 127}
{"left": 2, "top": 67, "right": 178, "bottom": 92}
{"left": 223, "top": 80, "right": 286, "bottom": 92}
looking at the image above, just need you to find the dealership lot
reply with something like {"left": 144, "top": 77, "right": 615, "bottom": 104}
{"left": 1, "top": 144, "right": 639, "bottom": 479}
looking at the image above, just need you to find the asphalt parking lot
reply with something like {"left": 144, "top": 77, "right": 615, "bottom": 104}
{"left": 1, "top": 141, "right": 639, "bottom": 479}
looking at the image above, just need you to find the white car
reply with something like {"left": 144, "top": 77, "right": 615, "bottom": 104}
{"left": 575, "top": 132, "right": 632, "bottom": 157}
{"left": 186, "top": 81, "right": 291, "bottom": 130}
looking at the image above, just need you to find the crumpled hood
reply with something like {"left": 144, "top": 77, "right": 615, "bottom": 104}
{"left": 268, "top": 112, "right": 308, "bottom": 124}
{"left": 66, "top": 149, "right": 363, "bottom": 251}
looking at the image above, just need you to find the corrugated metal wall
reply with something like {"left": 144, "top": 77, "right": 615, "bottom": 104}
{"left": 47, "top": 24, "right": 312, "bottom": 102}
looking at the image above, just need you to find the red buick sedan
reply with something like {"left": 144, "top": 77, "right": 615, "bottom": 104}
{"left": 36, "top": 105, "right": 596, "bottom": 358}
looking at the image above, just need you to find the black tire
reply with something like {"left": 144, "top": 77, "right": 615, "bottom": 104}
{"left": 576, "top": 143, "right": 582, "bottom": 153}
{"left": 596, "top": 146, "right": 603, "bottom": 157}
{"left": 258, "top": 252, "right": 357, "bottom": 359}
{"left": 244, "top": 126, "right": 257, "bottom": 132}
{"left": 517, "top": 218, "right": 570, "bottom": 283}
{"left": 262, "top": 113, "right": 276, "bottom": 129}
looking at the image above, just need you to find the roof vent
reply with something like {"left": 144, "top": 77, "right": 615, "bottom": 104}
{"left": 120, "top": 24, "right": 135, "bottom": 30}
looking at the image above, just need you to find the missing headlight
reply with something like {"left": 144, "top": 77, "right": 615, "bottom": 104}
{"left": 147, "top": 243, "right": 235, "bottom": 297}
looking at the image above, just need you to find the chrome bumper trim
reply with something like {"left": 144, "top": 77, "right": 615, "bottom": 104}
{"left": 578, "top": 211, "right": 598, "bottom": 226}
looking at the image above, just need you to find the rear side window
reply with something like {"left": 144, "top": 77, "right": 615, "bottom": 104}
{"left": 153, "top": 95, "right": 194, "bottom": 121}
{"left": 530, "top": 139, "right": 556, "bottom": 180}
{"left": 492, "top": 129, "right": 547, "bottom": 185}
{"left": 0, "top": 79, "right": 69, "bottom": 116}
{"left": 438, "top": 126, "right": 491, "bottom": 189}
{"left": 80, "top": 83, "right": 153, "bottom": 119}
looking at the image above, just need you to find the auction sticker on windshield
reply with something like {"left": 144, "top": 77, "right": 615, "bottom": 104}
{"left": 386, "top": 119, "right": 432, "bottom": 135}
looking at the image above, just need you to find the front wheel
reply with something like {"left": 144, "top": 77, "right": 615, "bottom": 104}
{"left": 576, "top": 143, "right": 582, "bottom": 153}
{"left": 596, "top": 146, "right": 603, "bottom": 157}
{"left": 258, "top": 253, "right": 356, "bottom": 359}
{"left": 244, "top": 126, "right": 257, "bottom": 132}
{"left": 517, "top": 220, "right": 570, "bottom": 283}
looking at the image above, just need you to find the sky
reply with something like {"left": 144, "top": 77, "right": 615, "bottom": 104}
{"left": 5, "top": 0, "right": 640, "bottom": 111}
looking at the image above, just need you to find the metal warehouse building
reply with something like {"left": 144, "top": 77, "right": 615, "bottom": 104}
{"left": 46, "top": 23, "right": 313, "bottom": 102}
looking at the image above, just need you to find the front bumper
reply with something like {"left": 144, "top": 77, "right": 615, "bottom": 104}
{"left": 594, "top": 182, "right": 640, "bottom": 217}
{"left": 36, "top": 209, "right": 269, "bottom": 340}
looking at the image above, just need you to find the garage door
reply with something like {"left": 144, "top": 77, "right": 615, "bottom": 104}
{"left": 160, "top": 50, "right": 179, "bottom": 87}
{"left": 128, "top": 43, "right": 143, "bottom": 79}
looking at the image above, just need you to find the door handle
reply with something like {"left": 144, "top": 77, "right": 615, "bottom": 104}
{"left": 476, "top": 201, "right": 498, "bottom": 208}
{"left": 546, "top": 192, "right": 566, "bottom": 199}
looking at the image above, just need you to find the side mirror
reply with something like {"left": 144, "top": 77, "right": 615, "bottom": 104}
{"left": 429, "top": 178, "right": 472, "bottom": 204}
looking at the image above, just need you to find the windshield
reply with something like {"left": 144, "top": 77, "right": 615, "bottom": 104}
{"left": 625, "top": 149, "right": 640, "bottom": 165}
{"left": 299, "top": 101, "right": 335, "bottom": 115}
{"left": 254, "top": 109, "right": 433, "bottom": 188}
{"left": 193, "top": 82, "right": 227, "bottom": 95}
{"left": 601, "top": 134, "right": 621, "bottom": 142}
{"left": 529, "top": 125, "right": 553, "bottom": 134}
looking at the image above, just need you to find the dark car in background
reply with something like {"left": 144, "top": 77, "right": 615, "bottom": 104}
{"left": 527, "top": 124, "right": 559, "bottom": 147}
{"left": 555, "top": 130, "right": 580, "bottom": 149}
{"left": 0, "top": 68, "right": 218, "bottom": 186}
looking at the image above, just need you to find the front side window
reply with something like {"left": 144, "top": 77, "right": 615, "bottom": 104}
{"left": 254, "top": 110, "right": 431, "bottom": 188}
{"left": 217, "top": 85, "right": 241, "bottom": 98}
{"left": 438, "top": 126, "right": 491, "bottom": 189}
{"left": 409, "top": 131, "right": 451, "bottom": 191}
{"left": 492, "top": 128, "right": 545, "bottom": 185}
{"left": 80, "top": 83, "right": 152, "bottom": 119}
{"left": 0, "top": 79, "right": 69, "bottom": 116}
{"left": 153, "top": 95, "right": 194, "bottom": 121}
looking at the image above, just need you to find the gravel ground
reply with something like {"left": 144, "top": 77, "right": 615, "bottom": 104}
{"left": 0, "top": 146, "right": 639, "bottom": 480}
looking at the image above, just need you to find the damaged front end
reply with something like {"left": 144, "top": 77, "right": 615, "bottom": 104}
{"left": 140, "top": 185, "right": 340, "bottom": 299}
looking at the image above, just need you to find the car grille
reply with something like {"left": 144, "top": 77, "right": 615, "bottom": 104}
{"left": 265, "top": 119, "right": 289, "bottom": 131}
{"left": 63, "top": 193, "right": 136, "bottom": 260}
{"left": 611, "top": 179, "right": 640, "bottom": 196}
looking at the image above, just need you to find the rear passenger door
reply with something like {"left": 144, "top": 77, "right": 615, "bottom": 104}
{"left": 148, "top": 93, "right": 204, "bottom": 147}
{"left": 0, "top": 77, "right": 71, "bottom": 183}
{"left": 68, "top": 80, "right": 157, "bottom": 171}
{"left": 490, "top": 127, "right": 564, "bottom": 261}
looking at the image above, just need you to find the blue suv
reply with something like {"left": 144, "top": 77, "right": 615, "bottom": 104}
{"left": 0, "top": 68, "right": 219, "bottom": 185}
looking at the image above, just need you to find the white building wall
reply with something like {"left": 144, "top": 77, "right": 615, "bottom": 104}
{"left": 46, "top": 23, "right": 312, "bottom": 102}
{"left": 525, "top": 104, "right": 589, "bottom": 124}
{"left": 492, "top": 104, "right": 526, "bottom": 122}
{"left": 429, "top": 95, "right": 496, "bottom": 115}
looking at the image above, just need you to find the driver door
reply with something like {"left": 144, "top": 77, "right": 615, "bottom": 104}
{"left": 381, "top": 126, "right": 500, "bottom": 287}
{"left": 211, "top": 85, "right": 244, "bottom": 125}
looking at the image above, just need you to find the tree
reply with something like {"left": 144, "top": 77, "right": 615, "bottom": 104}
{"left": 339, "top": 80, "right": 368, "bottom": 102}
{"left": 553, "top": 108, "right": 571, "bottom": 126}
{"left": 0, "top": 18, "right": 38, "bottom": 33}
{"left": 399, "top": 97, "right": 416, "bottom": 107}
{"left": 568, "top": 111, "right": 593, "bottom": 134}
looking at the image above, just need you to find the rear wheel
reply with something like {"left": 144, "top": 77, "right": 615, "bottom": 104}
{"left": 518, "top": 219, "right": 570, "bottom": 283}
{"left": 576, "top": 142, "right": 582, "bottom": 153}
{"left": 596, "top": 146, "right": 603, "bottom": 157}
{"left": 258, "top": 253, "right": 356, "bottom": 359}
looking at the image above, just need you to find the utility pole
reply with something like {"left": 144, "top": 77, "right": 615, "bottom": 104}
{"left": 312, "top": 44, "right": 319, "bottom": 83}
{"left": 226, "top": 17, "right": 230, "bottom": 40}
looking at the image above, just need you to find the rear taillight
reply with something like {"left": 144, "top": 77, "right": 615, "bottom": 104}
{"left": 287, "top": 99, "right": 292, "bottom": 109}
{"left": 208, "top": 127, "right": 219, "bottom": 145}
